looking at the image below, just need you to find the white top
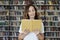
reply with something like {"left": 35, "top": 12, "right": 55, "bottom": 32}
{"left": 19, "top": 23, "right": 44, "bottom": 40}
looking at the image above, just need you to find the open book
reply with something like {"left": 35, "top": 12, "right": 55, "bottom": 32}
{"left": 21, "top": 19, "right": 42, "bottom": 32}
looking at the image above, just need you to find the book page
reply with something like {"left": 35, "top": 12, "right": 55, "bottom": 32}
{"left": 21, "top": 19, "right": 42, "bottom": 32}
{"left": 32, "top": 20, "right": 42, "bottom": 32}
{"left": 21, "top": 19, "right": 32, "bottom": 32}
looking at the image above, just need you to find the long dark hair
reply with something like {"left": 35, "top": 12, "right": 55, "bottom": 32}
{"left": 23, "top": 4, "right": 39, "bottom": 19}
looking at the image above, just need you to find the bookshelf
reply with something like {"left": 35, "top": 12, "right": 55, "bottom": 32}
{"left": 44, "top": 0, "right": 60, "bottom": 40}
{"left": 0, "top": 0, "right": 9, "bottom": 40}
{"left": 0, "top": 0, "right": 60, "bottom": 40}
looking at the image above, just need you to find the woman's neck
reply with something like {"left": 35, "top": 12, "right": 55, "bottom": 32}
{"left": 30, "top": 17, "right": 34, "bottom": 20}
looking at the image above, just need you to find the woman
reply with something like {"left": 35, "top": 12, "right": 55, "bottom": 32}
{"left": 18, "top": 4, "right": 44, "bottom": 40}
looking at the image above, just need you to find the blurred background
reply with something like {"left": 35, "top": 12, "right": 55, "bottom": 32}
{"left": 0, "top": 0, "right": 60, "bottom": 40}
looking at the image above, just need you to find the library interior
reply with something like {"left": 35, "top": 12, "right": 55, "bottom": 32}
{"left": 0, "top": 0, "right": 60, "bottom": 40}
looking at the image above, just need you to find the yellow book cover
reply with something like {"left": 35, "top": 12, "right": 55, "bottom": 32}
{"left": 21, "top": 19, "right": 42, "bottom": 32}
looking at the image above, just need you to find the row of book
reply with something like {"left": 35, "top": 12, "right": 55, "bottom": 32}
{"left": 0, "top": 21, "right": 9, "bottom": 25}
{"left": 9, "top": 0, "right": 44, "bottom": 5}
{"left": 9, "top": 32, "right": 19, "bottom": 36}
{"left": 0, "top": 32, "right": 19, "bottom": 37}
{"left": 0, "top": 1, "right": 9, "bottom": 5}
{"left": 0, "top": 11, "right": 8, "bottom": 15}
{"left": 1, "top": 5, "right": 59, "bottom": 10}
{"left": 45, "top": 27, "right": 60, "bottom": 31}
{"left": 0, "top": 11, "right": 22, "bottom": 16}
{"left": 10, "top": 22, "right": 17, "bottom": 26}
{"left": 9, "top": 16, "right": 22, "bottom": 20}
{"left": 37, "top": 5, "right": 60, "bottom": 10}
{"left": 0, "top": 16, "right": 9, "bottom": 20}
{"left": 43, "top": 21, "right": 60, "bottom": 26}
{"left": 7, "top": 37, "right": 18, "bottom": 40}
{"left": 9, "top": 16, "right": 16, "bottom": 20}
{"left": 9, "top": 27, "right": 19, "bottom": 31}
{"left": 0, "top": 26, "right": 9, "bottom": 31}
{"left": 0, "top": 37, "right": 18, "bottom": 40}
{"left": 45, "top": 32, "right": 60, "bottom": 36}
{"left": 0, "top": 31, "right": 9, "bottom": 36}
{"left": 0, "top": 0, "right": 59, "bottom": 5}
{"left": 45, "top": 0, "right": 60, "bottom": 4}
{"left": 40, "top": 16, "right": 58, "bottom": 21}
{"left": 0, "top": 5, "right": 60, "bottom": 11}
{"left": 45, "top": 38, "right": 60, "bottom": 40}
{"left": 10, "top": 11, "right": 22, "bottom": 15}
{"left": 9, "top": 6, "right": 24, "bottom": 10}
{"left": 0, "top": 6, "right": 10, "bottom": 10}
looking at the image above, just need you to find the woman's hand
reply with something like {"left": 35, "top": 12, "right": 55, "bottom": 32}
{"left": 33, "top": 29, "right": 40, "bottom": 35}
{"left": 18, "top": 29, "right": 30, "bottom": 40}
{"left": 24, "top": 29, "right": 30, "bottom": 35}
{"left": 37, "top": 33, "right": 44, "bottom": 40}
{"left": 33, "top": 29, "right": 44, "bottom": 40}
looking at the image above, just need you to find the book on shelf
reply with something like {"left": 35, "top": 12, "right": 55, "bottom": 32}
{"left": 12, "top": 32, "right": 15, "bottom": 36}
{"left": 58, "top": 16, "right": 60, "bottom": 21}
{"left": 43, "top": 21, "right": 48, "bottom": 26}
{"left": 0, "top": 26, "right": 3, "bottom": 30}
{"left": 40, "top": 16, "right": 46, "bottom": 20}
{"left": 10, "top": 11, "right": 16, "bottom": 15}
{"left": 10, "top": 6, "right": 14, "bottom": 10}
{"left": 58, "top": 0, "right": 60, "bottom": 4}
{"left": 15, "top": 11, "right": 21, "bottom": 15}
{"left": 13, "top": 0, "right": 18, "bottom": 5}
{"left": 53, "top": 16, "right": 58, "bottom": 21}
{"left": 0, "top": 6, "right": 5, "bottom": 10}
{"left": 0, "top": 21, "right": 6, "bottom": 25}
{"left": 4, "top": 6, "right": 10, "bottom": 10}
{"left": 14, "top": 27, "right": 17, "bottom": 31}
{"left": 48, "top": 1, "right": 54, "bottom": 10}
{"left": 9, "top": 32, "right": 12, "bottom": 36}
{"left": 0, "top": 37, "right": 3, "bottom": 40}
{"left": 9, "top": 0, "right": 13, "bottom": 4}
{"left": 4, "top": 37, "right": 8, "bottom": 40}
{"left": 5, "top": 27, "right": 9, "bottom": 30}
{"left": 49, "top": 22, "right": 57, "bottom": 26}
{"left": 12, "top": 37, "right": 18, "bottom": 40}
{"left": 36, "top": 1, "right": 44, "bottom": 5}
{"left": 9, "top": 16, "right": 16, "bottom": 20}
{"left": 0, "top": 32, "right": 3, "bottom": 36}
{"left": 10, "top": 21, "right": 17, "bottom": 26}
{"left": 45, "top": 27, "right": 50, "bottom": 31}
{"left": 47, "top": 12, "right": 54, "bottom": 15}
{"left": 18, "top": 1, "right": 23, "bottom": 5}
{"left": 21, "top": 19, "right": 42, "bottom": 32}
{"left": 4, "top": 32, "right": 9, "bottom": 36}
{"left": 9, "top": 26, "right": 14, "bottom": 30}
{"left": 45, "top": 32, "right": 50, "bottom": 36}
{"left": 0, "top": 1, "right": 3, "bottom": 5}
{"left": 24, "top": 0, "right": 34, "bottom": 5}
{"left": 58, "top": 27, "right": 60, "bottom": 31}
{"left": 3, "top": 1, "right": 9, "bottom": 5}
{"left": 7, "top": 10, "right": 9, "bottom": 16}
{"left": 12, "top": 22, "right": 17, "bottom": 26}
{"left": 8, "top": 37, "right": 12, "bottom": 40}
{"left": 14, "top": 6, "right": 18, "bottom": 10}
{"left": 41, "top": 5, "right": 47, "bottom": 10}
{"left": 16, "top": 32, "right": 19, "bottom": 36}
{"left": 45, "top": 38, "right": 50, "bottom": 40}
